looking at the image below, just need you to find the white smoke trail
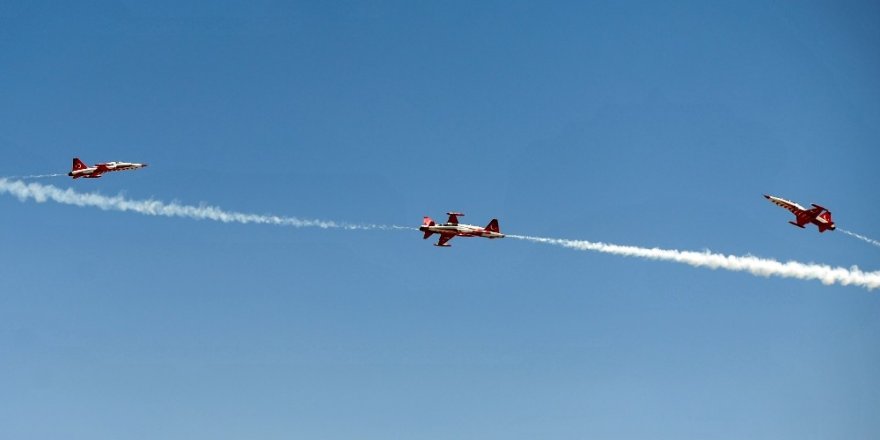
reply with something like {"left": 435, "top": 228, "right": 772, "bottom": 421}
{"left": 508, "top": 234, "right": 880, "bottom": 290}
{"left": 3, "top": 178, "right": 874, "bottom": 289}
{"left": 840, "top": 229, "right": 880, "bottom": 249}
{"left": 3, "top": 173, "right": 66, "bottom": 179}
{"left": 0, "top": 178, "right": 409, "bottom": 231}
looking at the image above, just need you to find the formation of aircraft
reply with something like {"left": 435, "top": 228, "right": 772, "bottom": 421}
{"left": 51, "top": 157, "right": 846, "bottom": 244}
{"left": 420, "top": 212, "right": 504, "bottom": 247}
{"left": 68, "top": 157, "right": 148, "bottom": 179}
{"left": 764, "top": 194, "right": 836, "bottom": 233}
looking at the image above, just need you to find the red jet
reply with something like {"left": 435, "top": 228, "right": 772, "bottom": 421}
{"left": 420, "top": 212, "right": 504, "bottom": 247}
{"left": 764, "top": 194, "right": 836, "bottom": 232}
{"left": 68, "top": 157, "right": 148, "bottom": 179}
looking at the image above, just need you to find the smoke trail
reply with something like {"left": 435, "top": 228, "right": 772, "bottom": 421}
{"left": 3, "top": 173, "right": 66, "bottom": 179}
{"left": 508, "top": 234, "right": 880, "bottom": 290}
{"left": 840, "top": 229, "right": 880, "bottom": 249}
{"left": 3, "top": 177, "right": 874, "bottom": 289}
{"left": 0, "top": 178, "right": 408, "bottom": 231}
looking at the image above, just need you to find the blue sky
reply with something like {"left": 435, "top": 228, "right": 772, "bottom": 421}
{"left": 1, "top": 1, "right": 879, "bottom": 438}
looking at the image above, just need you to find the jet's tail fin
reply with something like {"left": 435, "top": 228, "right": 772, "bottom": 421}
{"left": 72, "top": 157, "right": 88, "bottom": 172}
{"left": 485, "top": 218, "right": 500, "bottom": 233}
{"left": 818, "top": 212, "right": 835, "bottom": 232}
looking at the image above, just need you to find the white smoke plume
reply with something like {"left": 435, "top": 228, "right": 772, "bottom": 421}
{"left": 4, "top": 173, "right": 66, "bottom": 179}
{"left": 0, "top": 178, "right": 408, "bottom": 231}
{"left": 3, "top": 178, "right": 875, "bottom": 289}
{"left": 840, "top": 229, "right": 880, "bottom": 249}
{"left": 508, "top": 234, "right": 880, "bottom": 290}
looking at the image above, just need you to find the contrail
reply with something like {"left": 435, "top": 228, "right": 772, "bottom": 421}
{"left": 0, "top": 178, "right": 409, "bottom": 231}
{"left": 840, "top": 229, "right": 880, "bottom": 249}
{"left": 508, "top": 234, "right": 880, "bottom": 290}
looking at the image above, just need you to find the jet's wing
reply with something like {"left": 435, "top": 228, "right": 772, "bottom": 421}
{"left": 765, "top": 195, "right": 806, "bottom": 215}
{"left": 436, "top": 235, "right": 454, "bottom": 247}
{"left": 91, "top": 165, "right": 109, "bottom": 177}
{"left": 790, "top": 218, "right": 809, "bottom": 227}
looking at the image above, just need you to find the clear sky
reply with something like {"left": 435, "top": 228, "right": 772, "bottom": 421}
{"left": 2, "top": 1, "right": 879, "bottom": 438}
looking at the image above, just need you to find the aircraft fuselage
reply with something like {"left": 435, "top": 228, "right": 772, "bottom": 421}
{"left": 419, "top": 223, "right": 505, "bottom": 239}
{"left": 69, "top": 160, "right": 148, "bottom": 179}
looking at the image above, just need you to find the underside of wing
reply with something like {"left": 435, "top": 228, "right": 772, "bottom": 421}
{"left": 436, "top": 234, "right": 454, "bottom": 247}
{"left": 769, "top": 198, "right": 805, "bottom": 215}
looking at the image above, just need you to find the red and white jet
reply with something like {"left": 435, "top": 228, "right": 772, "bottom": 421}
{"left": 68, "top": 157, "right": 148, "bottom": 179}
{"left": 420, "top": 212, "right": 504, "bottom": 247}
{"left": 764, "top": 194, "right": 836, "bottom": 233}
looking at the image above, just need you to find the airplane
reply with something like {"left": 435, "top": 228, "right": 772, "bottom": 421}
{"left": 68, "top": 157, "right": 148, "bottom": 179}
{"left": 419, "top": 212, "right": 504, "bottom": 247}
{"left": 764, "top": 194, "right": 836, "bottom": 232}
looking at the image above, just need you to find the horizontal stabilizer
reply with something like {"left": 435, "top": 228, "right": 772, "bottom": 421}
{"left": 445, "top": 212, "right": 463, "bottom": 225}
